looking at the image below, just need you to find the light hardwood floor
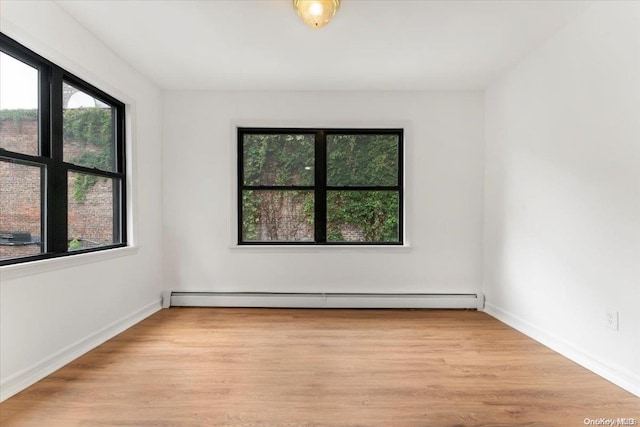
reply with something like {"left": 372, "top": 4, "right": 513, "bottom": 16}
{"left": 1, "top": 308, "right": 638, "bottom": 426}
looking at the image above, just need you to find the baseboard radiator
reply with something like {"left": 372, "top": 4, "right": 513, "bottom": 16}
{"left": 166, "top": 292, "right": 484, "bottom": 310}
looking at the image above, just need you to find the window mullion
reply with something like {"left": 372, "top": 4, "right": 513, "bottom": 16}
{"left": 39, "top": 65, "right": 52, "bottom": 255}
{"left": 314, "top": 130, "right": 327, "bottom": 243}
{"left": 47, "top": 68, "right": 68, "bottom": 254}
{"left": 39, "top": 65, "right": 51, "bottom": 158}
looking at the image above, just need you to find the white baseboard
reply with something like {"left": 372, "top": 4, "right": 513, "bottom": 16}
{"left": 170, "top": 292, "right": 483, "bottom": 309}
{"left": 0, "top": 299, "right": 162, "bottom": 402}
{"left": 484, "top": 302, "right": 640, "bottom": 398}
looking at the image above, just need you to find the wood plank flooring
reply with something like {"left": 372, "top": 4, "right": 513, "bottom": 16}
{"left": 1, "top": 308, "right": 638, "bottom": 426}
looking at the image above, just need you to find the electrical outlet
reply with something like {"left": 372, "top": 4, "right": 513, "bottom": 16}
{"left": 605, "top": 309, "right": 619, "bottom": 330}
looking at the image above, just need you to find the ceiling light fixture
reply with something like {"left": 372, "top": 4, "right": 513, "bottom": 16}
{"left": 293, "top": 0, "right": 340, "bottom": 29}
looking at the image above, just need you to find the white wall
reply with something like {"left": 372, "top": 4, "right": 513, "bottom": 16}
{"left": 163, "top": 91, "right": 484, "bottom": 294}
{"left": 484, "top": 2, "right": 640, "bottom": 395}
{"left": 0, "top": 1, "right": 164, "bottom": 400}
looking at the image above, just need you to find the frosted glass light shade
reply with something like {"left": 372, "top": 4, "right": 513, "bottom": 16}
{"left": 293, "top": 0, "right": 340, "bottom": 29}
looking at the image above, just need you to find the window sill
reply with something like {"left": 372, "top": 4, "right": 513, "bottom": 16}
{"left": 0, "top": 246, "right": 139, "bottom": 281}
{"left": 229, "top": 244, "right": 411, "bottom": 253}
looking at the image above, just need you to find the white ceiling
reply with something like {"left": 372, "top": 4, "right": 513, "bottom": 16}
{"left": 55, "top": 0, "right": 590, "bottom": 91}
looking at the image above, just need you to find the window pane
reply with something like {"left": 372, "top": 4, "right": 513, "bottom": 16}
{"left": 0, "top": 160, "right": 43, "bottom": 260}
{"left": 327, "top": 191, "right": 399, "bottom": 243}
{"left": 68, "top": 171, "right": 119, "bottom": 251}
{"left": 242, "top": 190, "right": 313, "bottom": 242}
{"left": 327, "top": 134, "right": 399, "bottom": 186}
{"left": 243, "top": 134, "right": 314, "bottom": 186}
{"left": 0, "top": 52, "right": 39, "bottom": 156}
{"left": 63, "top": 82, "right": 115, "bottom": 171}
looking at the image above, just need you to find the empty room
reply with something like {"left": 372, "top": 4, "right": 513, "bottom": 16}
{"left": 0, "top": 0, "right": 639, "bottom": 425}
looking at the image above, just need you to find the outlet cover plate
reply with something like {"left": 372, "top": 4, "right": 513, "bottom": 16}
{"left": 605, "top": 309, "right": 619, "bottom": 330}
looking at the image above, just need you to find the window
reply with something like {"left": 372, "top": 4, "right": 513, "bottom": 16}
{"left": 238, "top": 128, "right": 403, "bottom": 245}
{"left": 0, "top": 33, "right": 126, "bottom": 265}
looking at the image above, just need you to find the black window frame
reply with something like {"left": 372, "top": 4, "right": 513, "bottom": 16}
{"left": 238, "top": 127, "right": 404, "bottom": 246}
{"left": 0, "top": 33, "right": 127, "bottom": 266}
